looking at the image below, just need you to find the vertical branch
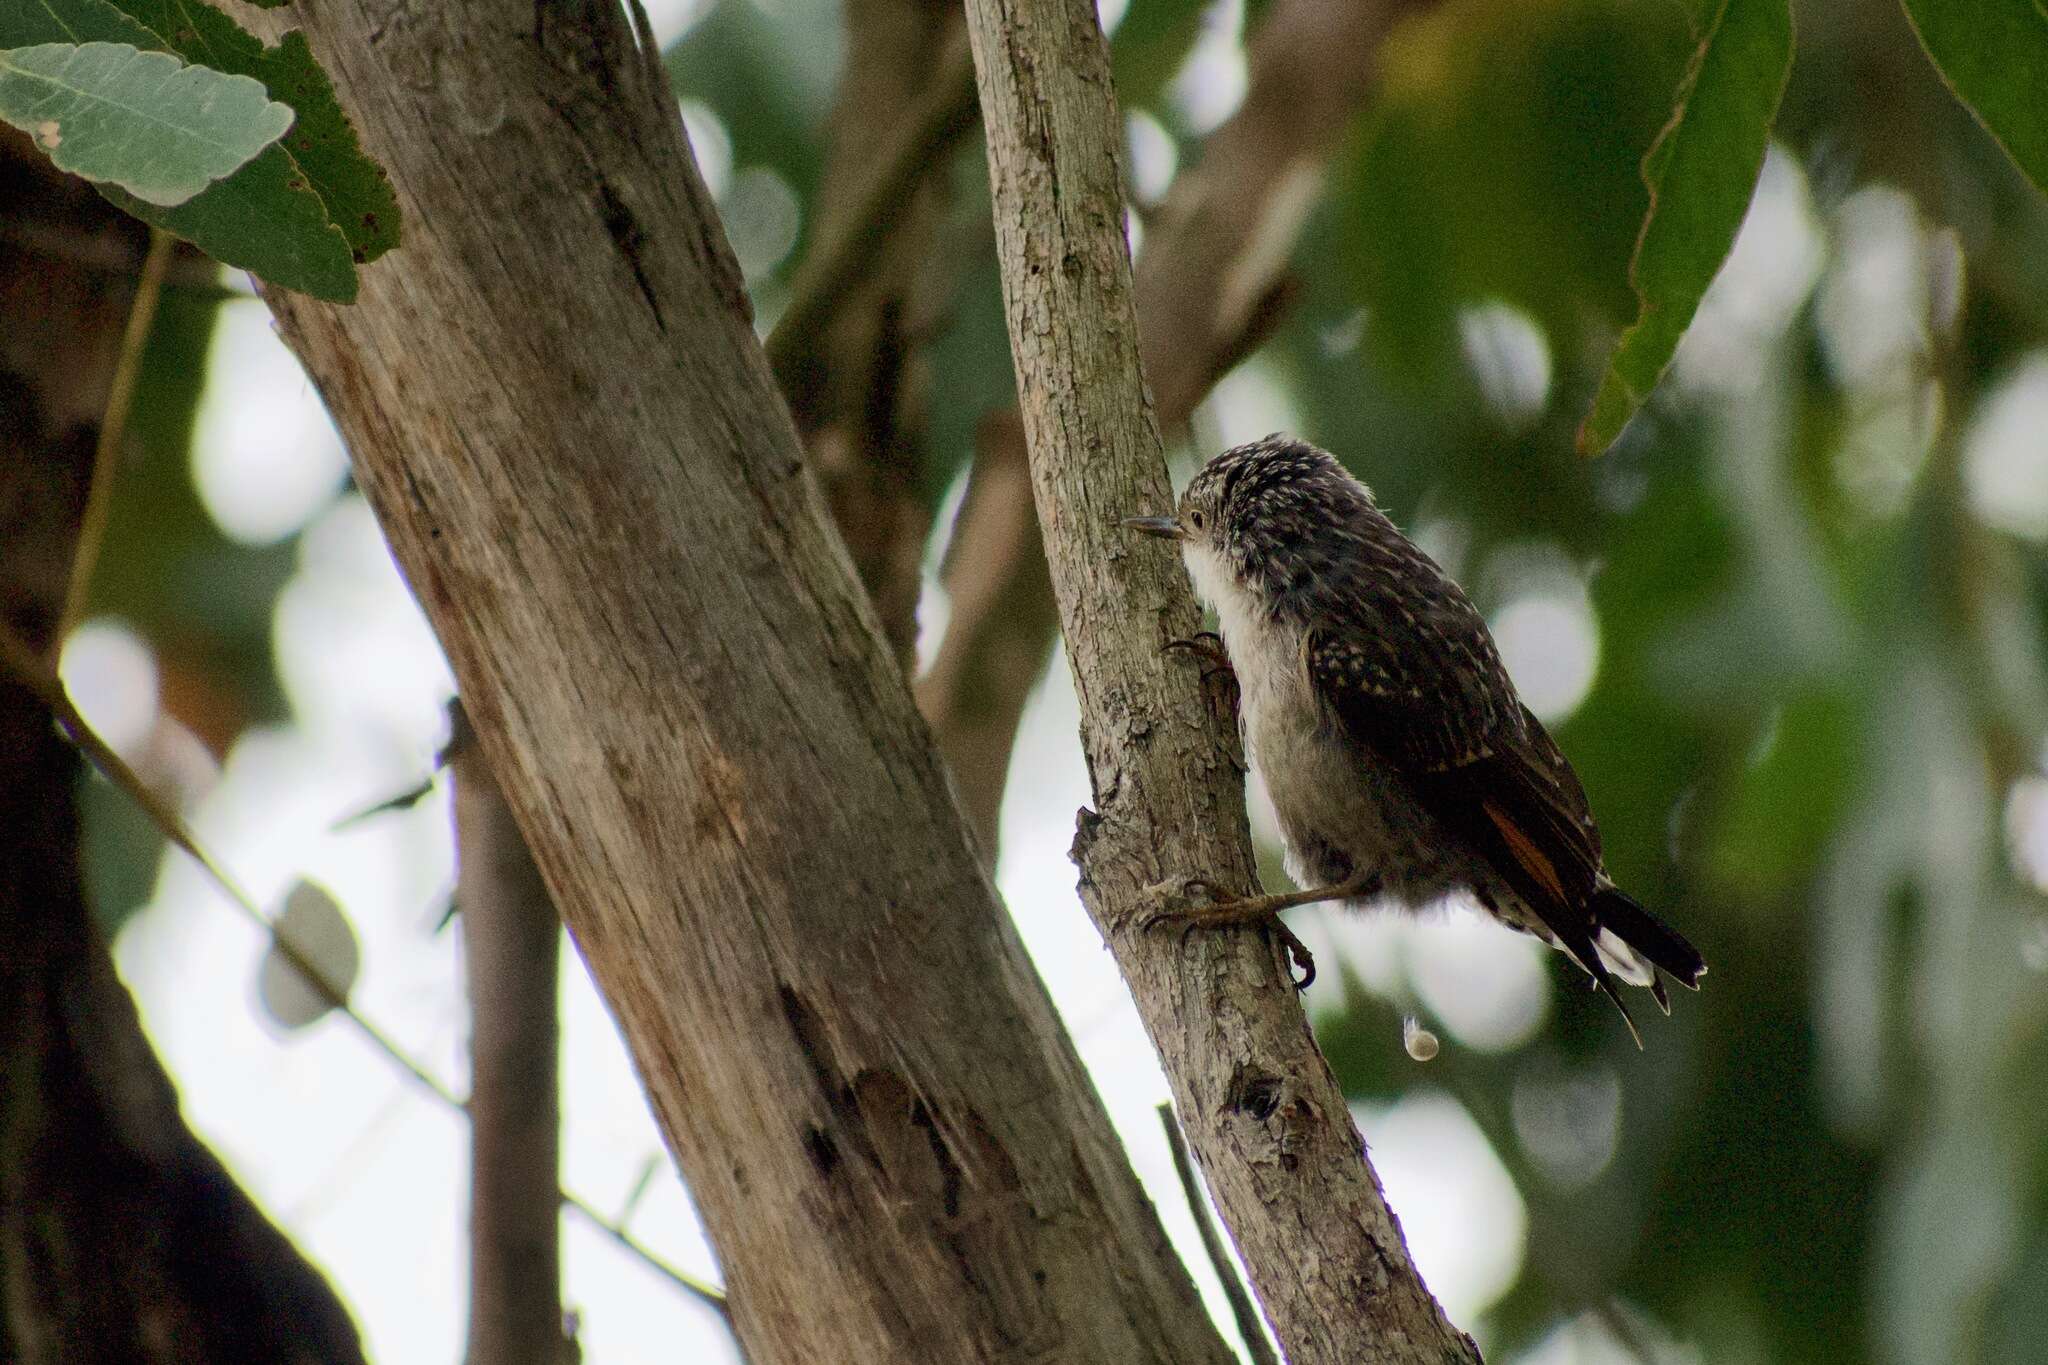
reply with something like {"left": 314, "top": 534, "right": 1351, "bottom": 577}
{"left": 961, "top": 0, "right": 1482, "bottom": 1359}
{"left": 452, "top": 705, "right": 573, "bottom": 1365}
{"left": 772, "top": 7, "right": 978, "bottom": 671}
{"left": 923, "top": 0, "right": 1427, "bottom": 854}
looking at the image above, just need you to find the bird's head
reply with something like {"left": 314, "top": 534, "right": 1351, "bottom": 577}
{"left": 1123, "top": 433, "right": 1360, "bottom": 558}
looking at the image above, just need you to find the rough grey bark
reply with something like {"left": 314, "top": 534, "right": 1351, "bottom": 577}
{"left": 451, "top": 706, "right": 575, "bottom": 1365}
{"left": 960, "top": 0, "right": 1484, "bottom": 1360}
{"left": 0, "top": 128, "right": 366, "bottom": 1364}
{"left": 921, "top": 0, "right": 1428, "bottom": 853}
{"left": 258, "top": 3, "right": 1233, "bottom": 1362}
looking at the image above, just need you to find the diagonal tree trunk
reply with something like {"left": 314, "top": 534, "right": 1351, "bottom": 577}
{"left": 0, "top": 129, "right": 367, "bottom": 1365}
{"left": 259, "top": 3, "right": 1233, "bottom": 1360}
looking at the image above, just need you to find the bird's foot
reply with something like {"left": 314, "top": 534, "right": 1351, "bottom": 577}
{"left": 1161, "top": 631, "right": 1234, "bottom": 681}
{"left": 1138, "top": 875, "right": 1319, "bottom": 991}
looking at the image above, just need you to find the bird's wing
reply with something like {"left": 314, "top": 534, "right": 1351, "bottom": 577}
{"left": 1305, "top": 629, "right": 1624, "bottom": 1004}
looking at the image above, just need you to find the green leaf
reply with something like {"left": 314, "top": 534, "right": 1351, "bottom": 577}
{"left": 0, "top": 0, "right": 159, "bottom": 48}
{"left": 104, "top": 0, "right": 399, "bottom": 260}
{"left": 101, "top": 142, "right": 359, "bottom": 301}
{"left": 1900, "top": 0, "right": 2048, "bottom": 198}
{"left": 0, "top": 42, "right": 291, "bottom": 205}
{"left": 1576, "top": 0, "right": 1792, "bottom": 455}
{"left": 0, "top": 0, "right": 379, "bottom": 297}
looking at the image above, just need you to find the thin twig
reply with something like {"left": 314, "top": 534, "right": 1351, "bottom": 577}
{"left": 1158, "top": 1103, "right": 1280, "bottom": 1365}
{"left": 62, "top": 227, "right": 173, "bottom": 642}
{"left": 562, "top": 1190, "right": 732, "bottom": 1323}
{"left": 0, "top": 621, "right": 732, "bottom": 1321}
{"left": 762, "top": 28, "right": 978, "bottom": 384}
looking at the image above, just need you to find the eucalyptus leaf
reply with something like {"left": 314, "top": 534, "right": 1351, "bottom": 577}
{"left": 1577, "top": 0, "right": 1792, "bottom": 455}
{"left": 101, "top": 142, "right": 358, "bottom": 302}
{"left": 1900, "top": 0, "right": 2048, "bottom": 198}
{"left": 0, "top": 41, "right": 291, "bottom": 205}
{"left": 107, "top": 0, "right": 400, "bottom": 260}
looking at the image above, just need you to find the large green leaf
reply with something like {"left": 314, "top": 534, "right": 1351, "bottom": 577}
{"left": 1576, "top": 0, "right": 1792, "bottom": 455}
{"left": 107, "top": 0, "right": 399, "bottom": 260}
{"left": 101, "top": 143, "right": 359, "bottom": 301}
{"left": 1899, "top": 0, "right": 2048, "bottom": 198}
{"left": 3, "top": 0, "right": 366, "bottom": 299}
{"left": 0, "top": 42, "right": 291, "bottom": 205}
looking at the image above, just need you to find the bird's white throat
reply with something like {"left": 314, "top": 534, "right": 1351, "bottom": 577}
{"left": 1182, "top": 539, "right": 1295, "bottom": 720}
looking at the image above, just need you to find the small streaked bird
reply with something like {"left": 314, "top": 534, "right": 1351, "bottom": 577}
{"left": 1125, "top": 435, "right": 1704, "bottom": 1042}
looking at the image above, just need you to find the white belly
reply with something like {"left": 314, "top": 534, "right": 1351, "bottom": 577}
{"left": 1183, "top": 542, "right": 1417, "bottom": 894}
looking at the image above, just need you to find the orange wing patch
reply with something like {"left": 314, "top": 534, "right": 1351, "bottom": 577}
{"left": 1482, "top": 799, "right": 1569, "bottom": 907}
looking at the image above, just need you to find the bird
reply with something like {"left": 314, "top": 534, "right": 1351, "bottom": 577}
{"left": 1124, "top": 434, "right": 1704, "bottom": 1042}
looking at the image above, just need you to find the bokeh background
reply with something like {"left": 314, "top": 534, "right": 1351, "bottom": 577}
{"left": 49, "top": 0, "right": 2048, "bottom": 1360}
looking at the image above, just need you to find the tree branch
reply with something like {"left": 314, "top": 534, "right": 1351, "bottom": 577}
{"left": 771, "top": 0, "right": 976, "bottom": 670}
{"left": 1158, "top": 1103, "right": 1279, "bottom": 1365}
{"left": 961, "top": 0, "right": 1482, "bottom": 1358}
{"left": 451, "top": 705, "right": 575, "bottom": 1365}
{"left": 922, "top": 0, "right": 1421, "bottom": 854}
{"left": 762, "top": 27, "right": 977, "bottom": 395}
{"left": 260, "top": 3, "right": 1235, "bottom": 1360}
{"left": 914, "top": 407, "right": 1054, "bottom": 848}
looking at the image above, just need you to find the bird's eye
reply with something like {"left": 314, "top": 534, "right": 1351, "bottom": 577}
{"left": 1190, "top": 510, "right": 1205, "bottom": 530}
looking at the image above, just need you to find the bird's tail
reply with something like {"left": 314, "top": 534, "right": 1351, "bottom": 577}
{"left": 1590, "top": 886, "right": 1706, "bottom": 1018}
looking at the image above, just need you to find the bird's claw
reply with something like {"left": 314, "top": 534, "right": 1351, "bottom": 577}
{"left": 1135, "top": 875, "right": 1223, "bottom": 936}
{"left": 1161, "top": 631, "right": 1234, "bottom": 680}
{"left": 1135, "top": 875, "right": 1316, "bottom": 991}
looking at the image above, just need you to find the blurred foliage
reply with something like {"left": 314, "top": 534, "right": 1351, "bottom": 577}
{"left": 71, "top": 0, "right": 2048, "bottom": 1360}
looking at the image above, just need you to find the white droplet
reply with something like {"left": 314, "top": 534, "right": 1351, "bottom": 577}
{"left": 1403, "top": 1016, "right": 1440, "bottom": 1062}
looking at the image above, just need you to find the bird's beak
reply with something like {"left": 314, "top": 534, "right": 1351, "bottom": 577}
{"left": 1122, "top": 515, "right": 1183, "bottom": 540}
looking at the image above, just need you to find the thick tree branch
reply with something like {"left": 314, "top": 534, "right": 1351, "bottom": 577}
{"left": 260, "top": 3, "right": 1233, "bottom": 1361}
{"left": 923, "top": 0, "right": 1420, "bottom": 853}
{"left": 961, "top": 0, "right": 1482, "bottom": 1359}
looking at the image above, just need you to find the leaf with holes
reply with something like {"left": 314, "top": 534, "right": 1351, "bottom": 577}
{"left": 1577, "top": 0, "right": 1792, "bottom": 455}
{"left": 0, "top": 41, "right": 291, "bottom": 205}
